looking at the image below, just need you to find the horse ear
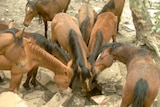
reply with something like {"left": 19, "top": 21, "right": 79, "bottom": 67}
{"left": 16, "top": 28, "right": 25, "bottom": 38}
{"left": 67, "top": 60, "right": 73, "bottom": 68}
{"left": 8, "top": 20, "right": 14, "bottom": 29}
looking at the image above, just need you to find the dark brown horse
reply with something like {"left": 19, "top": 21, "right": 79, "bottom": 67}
{"left": 0, "top": 38, "right": 73, "bottom": 92}
{"left": 88, "top": 11, "right": 117, "bottom": 66}
{"left": 93, "top": 42, "right": 160, "bottom": 107}
{"left": 23, "top": 0, "right": 71, "bottom": 38}
{"left": 98, "top": 0, "right": 125, "bottom": 32}
{"left": 51, "top": 13, "right": 93, "bottom": 93}
{"left": 78, "top": 3, "right": 96, "bottom": 46}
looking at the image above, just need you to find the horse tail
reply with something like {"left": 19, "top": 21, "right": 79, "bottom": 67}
{"left": 80, "top": 16, "right": 90, "bottom": 45}
{"left": 88, "top": 30, "right": 103, "bottom": 66}
{"left": 132, "top": 79, "right": 148, "bottom": 107}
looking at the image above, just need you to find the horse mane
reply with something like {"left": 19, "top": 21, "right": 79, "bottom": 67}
{"left": 0, "top": 28, "right": 23, "bottom": 45}
{"left": 26, "top": 33, "right": 70, "bottom": 61}
{"left": 27, "top": 0, "right": 36, "bottom": 10}
{"left": 98, "top": 0, "right": 115, "bottom": 15}
{"left": 68, "top": 29, "right": 90, "bottom": 80}
{"left": 27, "top": 33, "right": 54, "bottom": 54}
{"left": 99, "top": 42, "right": 149, "bottom": 56}
{"left": 26, "top": 39, "right": 66, "bottom": 71}
{"left": 80, "top": 16, "right": 89, "bottom": 41}
{"left": 88, "top": 30, "right": 103, "bottom": 66}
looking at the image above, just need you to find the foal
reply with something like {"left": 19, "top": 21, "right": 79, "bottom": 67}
{"left": 93, "top": 42, "right": 160, "bottom": 107}
{"left": 23, "top": 0, "right": 71, "bottom": 38}
{"left": 51, "top": 13, "right": 93, "bottom": 93}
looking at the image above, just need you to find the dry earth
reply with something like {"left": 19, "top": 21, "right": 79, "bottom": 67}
{"left": 0, "top": 0, "right": 160, "bottom": 107}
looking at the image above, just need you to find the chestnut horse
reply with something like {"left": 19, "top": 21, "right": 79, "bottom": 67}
{"left": 78, "top": 3, "right": 96, "bottom": 45}
{"left": 98, "top": 0, "right": 125, "bottom": 32}
{"left": 23, "top": 0, "right": 71, "bottom": 38}
{"left": 0, "top": 20, "right": 14, "bottom": 30}
{"left": 51, "top": 13, "right": 93, "bottom": 93}
{"left": 22, "top": 32, "right": 70, "bottom": 89}
{"left": 0, "top": 28, "right": 24, "bottom": 62}
{"left": 0, "top": 38, "right": 73, "bottom": 92}
{"left": 88, "top": 11, "right": 117, "bottom": 66}
{"left": 0, "top": 22, "right": 70, "bottom": 89}
{"left": 93, "top": 42, "right": 160, "bottom": 107}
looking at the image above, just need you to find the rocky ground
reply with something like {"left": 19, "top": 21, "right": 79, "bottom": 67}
{"left": 0, "top": 0, "right": 160, "bottom": 107}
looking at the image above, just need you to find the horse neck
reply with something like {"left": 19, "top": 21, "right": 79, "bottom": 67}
{"left": 25, "top": 40, "right": 69, "bottom": 75}
{"left": 112, "top": 47, "right": 138, "bottom": 64}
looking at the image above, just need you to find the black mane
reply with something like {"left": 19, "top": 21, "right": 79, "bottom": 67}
{"left": 69, "top": 29, "right": 90, "bottom": 80}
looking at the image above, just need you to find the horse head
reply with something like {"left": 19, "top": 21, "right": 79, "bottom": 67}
{"left": 23, "top": 0, "right": 38, "bottom": 27}
{"left": 93, "top": 46, "right": 114, "bottom": 74}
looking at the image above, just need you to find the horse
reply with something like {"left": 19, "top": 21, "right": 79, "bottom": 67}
{"left": 0, "top": 28, "right": 24, "bottom": 62}
{"left": 98, "top": 0, "right": 125, "bottom": 32}
{"left": 0, "top": 37, "right": 73, "bottom": 92}
{"left": 23, "top": 0, "right": 71, "bottom": 38}
{"left": 93, "top": 42, "right": 160, "bottom": 107}
{"left": 22, "top": 32, "right": 70, "bottom": 89}
{"left": 0, "top": 20, "right": 14, "bottom": 30}
{"left": 0, "top": 22, "right": 70, "bottom": 89}
{"left": 51, "top": 13, "right": 93, "bottom": 93}
{"left": 88, "top": 11, "right": 117, "bottom": 67}
{"left": 78, "top": 3, "right": 97, "bottom": 46}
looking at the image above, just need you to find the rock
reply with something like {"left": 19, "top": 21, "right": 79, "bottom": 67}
{"left": 91, "top": 95, "right": 109, "bottom": 105}
{"left": 24, "top": 90, "right": 45, "bottom": 107}
{"left": 0, "top": 91, "right": 29, "bottom": 107}
{"left": 42, "top": 88, "right": 72, "bottom": 107}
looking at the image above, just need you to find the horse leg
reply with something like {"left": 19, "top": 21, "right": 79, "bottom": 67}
{"left": 9, "top": 73, "right": 23, "bottom": 92}
{"left": 30, "top": 67, "right": 38, "bottom": 87}
{"left": 120, "top": 84, "right": 132, "bottom": 107}
{"left": 23, "top": 69, "right": 33, "bottom": 90}
{"left": 0, "top": 76, "right": 3, "bottom": 82}
{"left": 44, "top": 20, "right": 48, "bottom": 38}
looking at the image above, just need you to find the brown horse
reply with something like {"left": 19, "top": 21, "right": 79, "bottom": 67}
{"left": 51, "top": 13, "right": 93, "bottom": 93}
{"left": 23, "top": 0, "right": 71, "bottom": 38}
{"left": 78, "top": 3, "right": 96, "bottom": 46}
{"left": 0, "top": 28, "right": 24, "bottom": 62}
{"left": 1, "top": 22, "right": 70, "bottom": 90}
{"left": 93, "top": 42, "right": 160, "bottom": 107}
{"left": 98, "top": 0, "right": 125, "bottom": 32}
{"left": 88, "top": 11, "right": 117, "bottom": 66}
{"left": 0, "top": 20, "right": 14, "bottom": 30}
{"left": 22, "top": 32, "right": 70, "bottom": 89}
{"left": 0, "top": 37, "right": 73, "bottom": 92}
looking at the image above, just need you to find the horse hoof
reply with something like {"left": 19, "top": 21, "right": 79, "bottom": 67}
{"left": 22, "top": 84, "right": 31, "bottom": 90}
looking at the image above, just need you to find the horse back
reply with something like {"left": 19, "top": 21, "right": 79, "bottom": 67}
{"left": 51, "top": 13, "right": 89, "bottom": 58}
{"left": 36, "top": 0, "right": 71, "bottom": 21}
{"left": 88, "top": 12, "right": 117, "bottom": 52}
{"left": 78, "top": 4, "right": 96, "bottom": 45}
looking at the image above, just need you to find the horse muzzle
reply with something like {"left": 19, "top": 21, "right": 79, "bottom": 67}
{"left": 23, "top": 22, "right": 29, "bottom": 27}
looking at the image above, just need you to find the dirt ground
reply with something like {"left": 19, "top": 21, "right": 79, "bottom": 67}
{"left": 0, "top": 0, "right": 160, "bottom": 106}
